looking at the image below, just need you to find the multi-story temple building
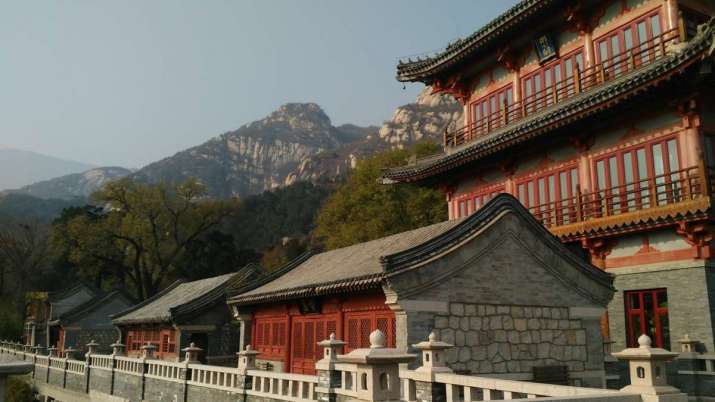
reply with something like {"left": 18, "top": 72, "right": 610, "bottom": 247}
{"left": 383, "top": 0, "right": 715, "bottom": 356}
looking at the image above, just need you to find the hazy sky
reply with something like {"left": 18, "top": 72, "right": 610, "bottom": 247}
{"left": 0, "top": 1, "right": 517, "bottom": 168}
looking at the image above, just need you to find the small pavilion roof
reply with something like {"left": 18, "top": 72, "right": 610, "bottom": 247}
{"left": 228, "top": 195, "right": 613, "bottom": 306}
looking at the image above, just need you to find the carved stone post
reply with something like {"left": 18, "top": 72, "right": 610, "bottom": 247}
{"left": 335, "top": 330, "right": 415, "bottom": 402}
{"left": 408, "top": 332, "right": 453, "bottom": 402}
{"left": 236, "top": 345, "right": 261, "bottom": 392}
{"left": 47, "top": 346, "right": 57, "bottom": 357}
{"left": 315, "top": 333, "right": 346, "bottom": 402}
{"left": 64, "top": 346, "right": 78, "bottom": 360}
{"left": 110, "top": 340, "right": 126, "bottom": 356}
{"left": 140, "top": 343, "right": 157, "bottom": 360}
{"left": 84, "top": 340, "right": 98, "bottom": 393}
{"left": 182, "top": 343, "right": 203, "bottom": 363}
{"left": 612, "top": 334, "right": 687, "bottom": 402}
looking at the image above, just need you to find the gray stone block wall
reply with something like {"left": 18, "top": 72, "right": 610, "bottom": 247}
{"left": 48, "top": 368, "right": 65, "bottom": 387}
{"left": 186, "top": 384, "right": 241, "bottom": 402}
{"left": 608, "top": 263, "right": 715, "bottom": 352}
{"left": 144, "top": 377, "right": 185, "bottom": 402}
{"left": 66, "top": 371, "right": 86, "bottom": 392}
{"left": 112, "top": 372, "right": 143, "bottom": 402}
{"left": 88, "top": 368, "right": 113, "bottom": 395}
{"left": 430, "top": 303, "right": 589, "bottom": 375}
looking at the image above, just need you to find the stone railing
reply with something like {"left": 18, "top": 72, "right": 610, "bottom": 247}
{"left": 0, "top": 332, "right": 690, "bottom": 402}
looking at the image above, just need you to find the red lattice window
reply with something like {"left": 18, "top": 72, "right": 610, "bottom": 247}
{"left": 253, "top": 317, "right": 289, "bottom": 360}
{"left": 344, "top": 311, "right": 396, "bottom": 353}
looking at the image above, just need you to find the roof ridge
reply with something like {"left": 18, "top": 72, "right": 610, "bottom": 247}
{"left": 111, "top": 279, "right": 185, "bottom": 322}
{"left": 381, "top": 194, "right": 613, "bottom": 290}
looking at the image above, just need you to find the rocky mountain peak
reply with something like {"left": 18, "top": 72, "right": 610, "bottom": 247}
{"left": 246, "top": 102, "right": 332, "bottom": 133}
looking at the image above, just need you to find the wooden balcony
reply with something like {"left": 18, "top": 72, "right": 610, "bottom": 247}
{"left": 526, "top": 166, "right": 713, "bottom": 240}
{"left": 444, "top": 29, "right": 682, "bottom": 148}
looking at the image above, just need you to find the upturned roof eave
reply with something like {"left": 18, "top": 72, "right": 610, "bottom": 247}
{"left": 385, "top": 31, "right": 715, "bottom": 183}
{"left": 396, "top": 0, "right": 554, "bottom": 82}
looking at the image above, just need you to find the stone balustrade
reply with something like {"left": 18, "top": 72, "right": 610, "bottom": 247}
{"left": 0, "top": 333, "right": 691, "bottom": 402}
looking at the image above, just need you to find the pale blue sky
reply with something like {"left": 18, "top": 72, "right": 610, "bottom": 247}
{"left": 0, "top": 1, "right": 517, "bottom": 168}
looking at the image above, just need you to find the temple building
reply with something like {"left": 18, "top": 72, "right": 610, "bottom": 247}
{"left": 383, "top": 0, "right": 715, "bottom": 362}
{"left": 111, "top": 268, "right": 259, "bottom": 364}
{"left": 227, "top": 196, "right": 615, "bottom": 387}
{"left": 49, "top": 290, "right": 134, "bottom": 355}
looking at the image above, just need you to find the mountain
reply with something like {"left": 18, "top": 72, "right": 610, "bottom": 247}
{"left": 0, "top": 148, "right": 96, "bottom": 191}
{"left": 284, "top": 88, "right": 463, "bottom": 185}
{"left": 0, "top": 193, "right": 85, "bottom": 225}
{"left": 5, "top": 167, "right": 133, "bottom": 200}
{"left": 133, "top": 89, "right": 462, "bottom": 198}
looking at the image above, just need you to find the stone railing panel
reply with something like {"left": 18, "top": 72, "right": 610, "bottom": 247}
{"left": 146, "top": 359, "right": 185, "bottom": 383}
{"left": 89, "top": 354, "right": 114, "bottom": 370}
{"left": 66, "top": 359, "right": 86, "bottom": 374}
{"left": 246, "top": 368, "right": 319, "bottom": 401}
{"left": 188, "top": 363, "right": 242, "bottom": 391}
{"left": 114, "top": 356, "right": 144, "bottom": 375}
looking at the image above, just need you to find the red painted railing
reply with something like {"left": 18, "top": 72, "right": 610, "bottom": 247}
{"left": 526, "top": 166, "right": 709, "bottom": 229}
{"left": 444, "top": 29, "right": 681, "bottom": 148}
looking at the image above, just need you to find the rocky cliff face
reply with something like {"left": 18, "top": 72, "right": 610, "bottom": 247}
{"left": 283, "top": 87, "right": 463, "bottom": 186}
{"left": 4, "top": 166, "right": 132, "bottom": 200}
{"left": 133, "top": 103, "right": 369, "bottom": 198}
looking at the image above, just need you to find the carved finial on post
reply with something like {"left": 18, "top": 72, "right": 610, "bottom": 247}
{"left": 369, "top": 329, "right": 386, "bottom": 349}
{"left": 110, "top": 340, "right": 125, "bottom": 356}
{"left": 64, "top": 346, "right": 77, "bottom": 360}
{"left": 140, "top": 343, "right": 157, "bottom": 360}
{"left": 318, "top": 333, "right": 346, "bottom": 363}
{"left": 182, "top": 342, "right": 203, "bottom": 363}
{"left": 413, "top": 331, "right": 454, "bottom": 374}
{"left": 47, "top": 346, "right": 57, "bottom": 357}
{"left": 612, "top": 334, "right": 687, "bottom": 402}
{"left": 237, "top": 344, "right": 260, "bottom": 373}
{"left": 678, "top": 334, "right": 699, "bottom": 354}
{"left": 85, "top": 340, "right": 99, "bottom": 358}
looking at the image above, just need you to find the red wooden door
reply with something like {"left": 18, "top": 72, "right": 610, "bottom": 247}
{"left": 290, "top": 316, "right": 337, "bottom": 374}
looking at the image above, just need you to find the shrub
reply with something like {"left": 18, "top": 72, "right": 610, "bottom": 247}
{"left": 5, "top": 376, "right": 33, "bottom": 402}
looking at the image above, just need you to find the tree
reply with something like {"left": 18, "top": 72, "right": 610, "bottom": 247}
{"left": 314, "top": 142, "right": 447, "bottom": 250}
{"left": 52, "top": 178, "right": 237, "bottom": 300}
{"left": 0, "top": 223, "right": 50, "bottom": 309}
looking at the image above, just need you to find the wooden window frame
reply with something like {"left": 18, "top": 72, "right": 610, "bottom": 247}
{"left": 515, "top": 163, "right": 579, "bottom": 227}
{"left": 522, "top": 48, "right": 584, "bottom": 112}
{"left": 594, "top": 8, "right": 664, "bottom": 73}
{"left": 592, "top": 135, "right": 681, "bottom": 215}
{"left": 468, "top": 84, "right": 514, "bottom": 137}
{"left": 624, "top": 288, "right": 669, "bottom": 349}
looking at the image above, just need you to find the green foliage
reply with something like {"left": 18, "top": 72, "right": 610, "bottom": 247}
{"left": 175, "top": 231, "right": 260, "bottom": 281}
{"left": 5, "top": 376, "right": 32, "bottom": 402}
{"left": 224, "top": 182, "right": 331, "bottom": 251}
{"left": 0, "top": 194, "right": 84, "bottom": 226}
{"left": 51, "top": 178, "right": 238, "bottom": 300}
{"left": 0, "top": 302, "right": 23, "bottom": 341}
{"left": 314, "top": 142, "right": 447, "bottom": 250}
{"left": 260, "top": 238, "right": 307, "bottom": 272}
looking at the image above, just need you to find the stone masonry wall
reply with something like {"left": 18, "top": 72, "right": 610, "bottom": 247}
{"left": 432, "top": 303, "right": 588, "bottom": 375}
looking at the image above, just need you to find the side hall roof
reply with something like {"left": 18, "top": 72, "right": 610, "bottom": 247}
{"left": 228, "top": 194, "right": 613, "bottom": 306}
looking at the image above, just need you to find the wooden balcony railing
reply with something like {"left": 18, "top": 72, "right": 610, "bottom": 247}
{"left": 528, "top": 166, "right": 710, "bottom": 231}
{"left": 444, "top": 29, "right": 682, "bottom": 148}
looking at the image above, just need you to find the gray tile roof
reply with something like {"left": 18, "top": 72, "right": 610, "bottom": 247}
{"left": 232, "top": 219, "right": 464, "bottom": 303}
{"left": 112, "top": 272, "right": 238, "bottom": 325}
{"left": 230, "top": 194, "right": 614, "bottom": 307}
